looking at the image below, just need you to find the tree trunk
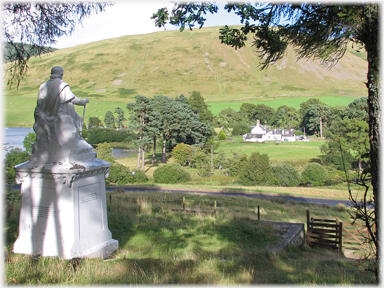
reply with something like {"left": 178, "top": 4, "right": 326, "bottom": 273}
{"left": 152, "top": 136, "right": 156, "bottom": 164}
{"left": 137, "top": 146, "right": 141, "bottom": 169}
{"left": 162, "top": 137, "right": 166, "bottom": 163}
{"left": 364, "top": 4, "right": 380, "bottom": 281}
{"left": 142, "top": 146, "right": 145, "bottom": 170}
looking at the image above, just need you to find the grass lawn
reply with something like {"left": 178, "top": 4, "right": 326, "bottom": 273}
{"left": 4, "top": 190, "right": 375, "bottom": 284}
{"left": 217, "top": 137, "right": 324, "bottom": 166}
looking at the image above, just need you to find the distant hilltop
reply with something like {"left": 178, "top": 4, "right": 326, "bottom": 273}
{"left": 6, "top": 26, "right": 368, "bottom": 104}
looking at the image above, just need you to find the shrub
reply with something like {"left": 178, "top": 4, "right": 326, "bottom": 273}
{"left": 107, "top": 164, "right": 148, "bottom": 185}
{"left": 217, "top": 130, "right": 227, "bottom": 140}
{"left": 95, "top": 142, "right": 115, "bottom": 163}
{"left": 190, "top": 150, "right": 211, "bottom": 176}
{"left": 130, "top": 169, "right": 148, "bottom": 183}
{"left": 153, "top": 163, "right": 191, "bottom": 184}
{"left": 228, "top": 152, "right": 248, "bottom": 176}
{"left": 232, "top": 122, "right": 250, "bottom": 136}
{"left": 87, "top": 128, "right": 114, "bottom": 144}
{"left": 172, "top": 143, "right": 195, "bottom": 166}
{"left": 239, "top": 152, "right": 271, "bottom": 185}
{"left": 87, "top": 128, "right": 135, "bottom": 144}
{"left": 271, "top": 163, "right": 301, "bottom": 187}
{"left": 301, "top": 162, "right": 328, "bottom": 184}
{"left": 115, "top": 129, "right": 136, "bottom": 142}
{"left": 107, "top": 163, "right": 131, "bottom": 184}
{"left": 214, "top": 150, "right": 229, "bottom": 170}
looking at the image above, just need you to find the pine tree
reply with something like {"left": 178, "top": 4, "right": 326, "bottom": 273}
{"left": 104, "top": 111, "right": 115, "bottom": 128}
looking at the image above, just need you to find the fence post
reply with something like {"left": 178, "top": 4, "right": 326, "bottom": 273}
{"left": 306, "top": 210, "right": 310, "bottom": 245}
{"left": 214, "top": 200, "right": 217, "bottom": 214}
{"left": 183, "top": 197, "right": 185, "bottom": 211}
{"left": 257, "top": 205, "right": 260, "bottom": 220}
{"left": 337, "top": 219, "right": 343, "bottom": 254}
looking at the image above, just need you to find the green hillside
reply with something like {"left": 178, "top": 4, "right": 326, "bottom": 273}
{"left": 4, "top": 26, "right": 368, "bottom": 127}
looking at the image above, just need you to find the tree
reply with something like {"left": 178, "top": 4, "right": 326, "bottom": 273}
{"left": 231, "top": 122, "right": 250, "bottom": 136}
{"left": 238, "top": 103, "right": 257, "bottom": 124}
{"left": 251, "top": 104, "right": 276, "bottom": 125}
{"left": 346, "top": 97, "right": 369, "bottom": 122}
{"left": 88, "top": 117, "right": 103, "bottom": 128}
{"left": 3, "top": 2, "right": 112, "bottom": 87}
{"left": 153, "top": 4, "right": 380, "bottom": 277}
{"left": 104, "top": 111, "right": 115, "bottom": 128}
{"left": 188, "top": 91, "right": 215, "bottom": 125}
{"left": 325, "top": 118, "right": 370, "bottom": 173}
{"left": 5, "top": 148, "right": 30, "bottom": 183}
{"left": 298, "top": 98, "right": 326, "bottom": 120}
{"left": 22, "top": 132, "right": 36, "bottom": 154}
{"left": 218, "top": 107, "right": 238, "bottom": 129}
{"left": 114, "top": 107, "right": 126, "bottom": 129}
{"left": 128, "top": 95, "right": 212, "bottom": 165}
{"left": 127, "top": 95, "right": 153, "bottom": 170}
{"left": 274, "top": 105, "right": 300, "bottom": 129}
{"left": 303, "top": 104, "right": 332, "bottom": 137}
{"left": 238, "top": 103, "right": 275, "bottom": 125}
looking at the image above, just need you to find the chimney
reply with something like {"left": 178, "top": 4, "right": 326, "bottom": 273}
{"left": 257, "top": 119, "right": 260, "bottom": 125}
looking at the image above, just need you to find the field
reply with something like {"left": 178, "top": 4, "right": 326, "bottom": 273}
{"left": 4, "top": 190, "right": 375, "bottom": 284}
{"left": 207, "top": 96, "right": 360, "bottom": 115}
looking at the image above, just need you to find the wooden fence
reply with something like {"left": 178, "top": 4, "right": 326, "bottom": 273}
{"left": 171, "top": 197, "right": 262, "bottom": 220}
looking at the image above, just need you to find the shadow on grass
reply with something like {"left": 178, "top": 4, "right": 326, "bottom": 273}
{"left": 5, "top": 189, "right": 374, "bottom": 284}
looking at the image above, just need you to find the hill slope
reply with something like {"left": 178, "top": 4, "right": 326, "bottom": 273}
{"left": 4, "top": 26, "right": 368, "bottom": 127}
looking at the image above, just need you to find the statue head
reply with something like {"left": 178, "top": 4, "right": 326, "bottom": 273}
{"left": 50, "top": 66, "right": 64, "bottom": 79}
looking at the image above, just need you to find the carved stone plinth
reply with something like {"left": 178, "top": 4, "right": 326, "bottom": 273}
{"left": 13, "top": 156, "right": 118, "bottom": 259}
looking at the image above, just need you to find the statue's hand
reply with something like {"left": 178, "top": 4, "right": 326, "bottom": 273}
{"left": 84, "top": 98, "right": 89, "bottom": 104}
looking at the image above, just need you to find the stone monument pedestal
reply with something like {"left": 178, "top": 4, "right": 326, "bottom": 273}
{"left": 13, "top": 155, "right": 118, "bottom": 259}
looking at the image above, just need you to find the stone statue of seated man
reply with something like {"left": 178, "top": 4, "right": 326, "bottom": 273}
{"left": 30, "top": 66, "right": 95, "bottom": 163}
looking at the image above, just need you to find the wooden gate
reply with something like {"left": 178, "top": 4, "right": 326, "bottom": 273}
{"left": 306, "top": 210, "right": 373, "bottom": 252}
{"left": 306, "top": 210, "right": 342, "bottom": 253}
{"left": 342, "top": 222, "right": 369, "bottom": 249}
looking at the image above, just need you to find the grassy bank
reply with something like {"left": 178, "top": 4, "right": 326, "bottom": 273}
{"left": 4, "top": 190, "right": 375, "bottom": 284}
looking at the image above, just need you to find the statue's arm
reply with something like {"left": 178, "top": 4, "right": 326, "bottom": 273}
{"left": 66, "top": 86, "right": 89, "bottom": 106}
{"left": 34, "top": 86, "right": 46, "bottom": 119}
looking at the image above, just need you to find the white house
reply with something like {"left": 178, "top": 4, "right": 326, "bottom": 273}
{"left": 243, "top": 120, "right": 296, "bottom": 142}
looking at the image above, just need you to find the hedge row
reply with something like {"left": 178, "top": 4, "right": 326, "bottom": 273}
{"left": 86, "top": 128, "right": 136, "bottom": 144}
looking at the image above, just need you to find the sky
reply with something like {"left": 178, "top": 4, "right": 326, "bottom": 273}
{"left": 53, "top": 1, "right": 244, "bottom": 49}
